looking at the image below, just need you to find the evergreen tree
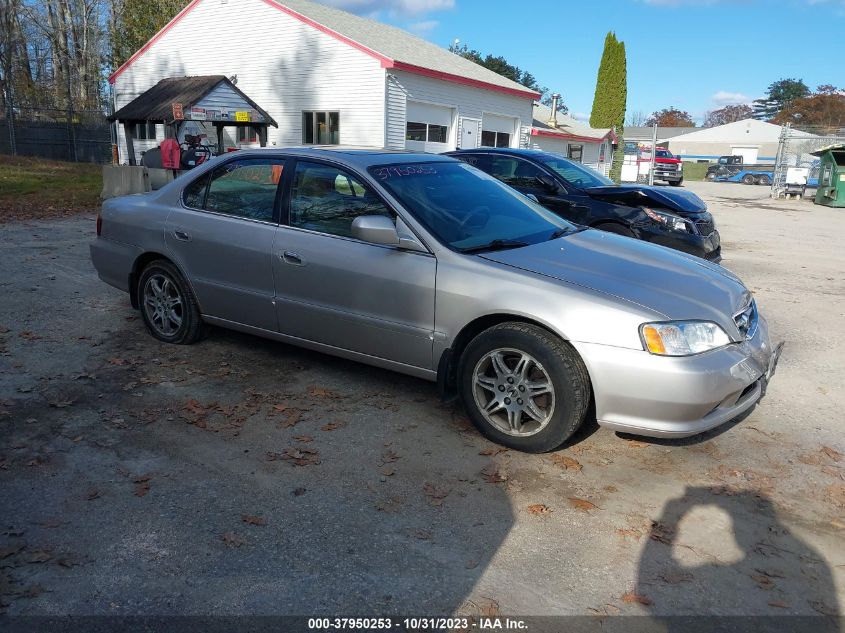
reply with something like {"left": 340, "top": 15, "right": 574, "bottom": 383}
{"left": 110, "top": 0, "right": 191, "bottom": 70}
{"left": 589, "top": 32, "right": 627, "bottom": 182}
{"left": 752, "top": 78, "right": 810, "bottom": 120}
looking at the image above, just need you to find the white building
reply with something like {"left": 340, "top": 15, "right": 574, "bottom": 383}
{"left": 527, "top": 103, "right": 616, "bottom": 174}
{"left": 108, "top": 0, "right": 540, "bottom": 164}
{"left": 665, "top": 119, "right": 787, "bottom": 163}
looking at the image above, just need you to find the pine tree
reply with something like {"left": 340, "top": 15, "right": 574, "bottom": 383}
{"left": 589, "top": 32, "right": 627, "bottom": 182}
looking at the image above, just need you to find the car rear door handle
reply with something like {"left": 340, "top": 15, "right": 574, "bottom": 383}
{"left": 173, "top": 229, "right": 191, "bottom": 242}
{"left": 281, "top": 251, "right": 304, "bottom": 266}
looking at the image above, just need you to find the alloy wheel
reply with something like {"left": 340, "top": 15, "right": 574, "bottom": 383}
{"left": 143, "top": 273, "right": 184, "bottom": 337}
{"left": 471, "top": 347, "right": 556, "bottom": 437}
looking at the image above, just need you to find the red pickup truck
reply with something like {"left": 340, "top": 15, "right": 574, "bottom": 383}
{"left": 623, "top": 143, "right": 684, "bottom": 186}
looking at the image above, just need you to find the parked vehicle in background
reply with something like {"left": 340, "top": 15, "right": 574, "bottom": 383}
{"left": 621, "top": 143, "right": 684, "bottom": 186}
{"left": 706, "top": 155, "right": 775, "bottom": 185}
{"left": 448, "top": 148, "right": 720, "bottom": 262}
{"left": 91, "top": 148, "right": 779, "bottom": 452}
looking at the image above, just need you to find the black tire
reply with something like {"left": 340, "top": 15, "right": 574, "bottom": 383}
{"left": 458, "top": 323, "right": 591, "bottom": 453}
{"left": 758, "top": 175, "right": 771, "bottom": 186}
{"left": 705, "top": 172, "right": 716, "bottom": 181}
{"left": 741, "top": 174, "right": 756, "bottom": 185}
{"left": 594, "top": 222, "right": 636, "bottom": 238}
{"left": 669, "top": 179, "right": 684, "bottom": 187}
{"left": 137, "top": 259, "right": 205, "bottom": 345}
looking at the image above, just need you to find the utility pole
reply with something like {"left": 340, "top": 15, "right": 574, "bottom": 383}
{"left": 648, "top": 123, "right": 657, "bottom": 186}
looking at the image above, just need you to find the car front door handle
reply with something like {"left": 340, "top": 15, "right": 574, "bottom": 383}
{"left": 281, "top": 251, "right": 304, "bottom": 266}
{"left": 173, "top": 229, "right": 191, "bottom": 242}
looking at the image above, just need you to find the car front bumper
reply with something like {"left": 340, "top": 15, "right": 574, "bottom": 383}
{"left": 636, "top": 226, "right": 722, "bottom": 262}
{"left": 573, "top": 315, "right": 782, "bottom": 438}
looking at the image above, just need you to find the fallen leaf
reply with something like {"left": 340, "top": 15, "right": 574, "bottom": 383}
{"left": 293, "top": 487, "right": 307, "bottom": 496}
{"left": 621, "top": 592, "right": 652, "bottom": 606}
{"left": 307, "top": 385, "right": 342, "bottom": 399}
{"left": 18, "top": 331, "right": 42, "bottom": 341}
{"left": 293, "top": 435, "right": 314, "bottom": 443}
{"left": 320, "top": 421, "right": 347, "bottom": 432}
{"left": 280, "top": 447, "right": 320, "bottom": 466}
{"left": 825, "top": 483, "right": 845, "bottom": 508}
{"left": 86, "top": 488, "right": 101, "bottom": 501}
{"left": 821, "top": 465, "right": 843, "bottom": 480}
{"left": 412, "top": 528, "right": 432, "bottom": 540}
{"left": 751, "top": 573, "right": 775, "bottom": 590}
{"left": 241, "top": 514, "right": 267, "bottom": 526}
{"left": 821, "top": 446, "right": 843, "bottom": 462}
{"left": 527, "top": 503, "right": 552, "bottom": 515}
{"left": 626, "top": 439, "right": 651, "bottom": 449}
{"left": 550, "top": 454, "right": 582, "bottom": 472}
{"left": 660, "top": 571, "right": 693, "bottom": 584}
{"left": 478, "top": 447, "right": 508, "bottom": 456}
{"left": 465, "top": 559, "right": 479, "bottom": 569}
{"left": 423, "top": 482, "right": 451, "bottom": 507}
{"left": 650, "top": 521, "right": 675, "bottom": 544}
{"left": 481, "top": 463, "right": 508, "bottom": 484}
{"left": 381, "top": 449, "right": 400, "bottom": 464}
{"left": 132, "top": 473, "right": 152, "bottom": 483}
{"left": 798, "top": 453, "right": 823, "bottom": 466}
{"left": 768, "top": 601, "right": 789, "bottom": 609}
{"left": 222, "top": 531, "right": 246, "bottom": 548}
{"left": 379, "top": 467, "right": 395, "bottom": 477}
{"left": 26, "top": 550, "right": 51, "bottom": 564}
{"left": 616, "top": 528, "right": 642, "bottom": 540}
{"left": 568, "top": 497, "right": 598, "bottom": 512}
{"left": 134, "top": 482, "right": 150, "bottom": 497}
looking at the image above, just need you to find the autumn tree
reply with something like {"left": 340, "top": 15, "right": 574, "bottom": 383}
{"left": 448, "top": 42, "right": 566, "bottom": 112}
{"left": 752, "top": 78, "right": 810, "bottom": 120}
{"left": 703, "top": 104, "right": 753, "bottom": 127}
{"left": 589, "top": 32, "right": 627, "bottom": 182}
{"left": 773, "top": 85, "right": 845, "bottom": 133}
{"left": 646, "top": 107, "right": 695, "bottom": 127}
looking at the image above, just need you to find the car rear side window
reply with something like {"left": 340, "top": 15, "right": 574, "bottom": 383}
{"left": 184, "top": 158, "right": 285, "bottom": 222}
{"left": 488, "top": 156, "right": 546, "bottom": 188}
{"left": 288, "top": 161, "right": 394, "bottom": 238}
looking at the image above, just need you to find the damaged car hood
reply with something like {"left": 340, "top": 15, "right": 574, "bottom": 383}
{"left": 481, "top": 228, "right": 749, "bottom": 334}
{"left": 584, "top": 185, "right": 707, "bottom": 214}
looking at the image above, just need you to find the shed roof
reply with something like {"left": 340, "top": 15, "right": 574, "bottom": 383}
{"left": 531, "top": 103, "right": 614, "bottom": 143}
{"left": 108, "top": 0, "right": 539, "bottom": 100}
{"left": 108, "top": 75, "right": 277, "bottom": 126}
{"left": 625, "top": 126, "right": 698, "bottom": 142}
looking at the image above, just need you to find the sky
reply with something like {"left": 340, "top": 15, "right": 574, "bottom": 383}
{"left": 320, "top": 0, "right": 843, "bottom": 124}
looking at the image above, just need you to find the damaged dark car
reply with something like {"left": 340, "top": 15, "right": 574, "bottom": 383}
{"left": 447, "top": 148, "right": 721, "bottom": 262}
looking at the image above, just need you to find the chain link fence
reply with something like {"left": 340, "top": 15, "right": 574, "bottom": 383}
{"left": 771, "top": 124, "right": 845, "bottom": 198}
{"left": 1, "top": 107, "right": 113, "bottom": 164}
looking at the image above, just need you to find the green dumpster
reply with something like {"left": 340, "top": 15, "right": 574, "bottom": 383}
{"left": 812, "top": 144, "right": 845, "bottom": 208}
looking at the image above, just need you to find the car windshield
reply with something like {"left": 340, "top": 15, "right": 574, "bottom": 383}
{"left": 369, "top": 161, "right": 577, "bottom": 252}
{"left": 535, "top": 154, "right": 614, "bottom": 188}
{"left": 656, "top": 149, "right": 674, "bottom": 159}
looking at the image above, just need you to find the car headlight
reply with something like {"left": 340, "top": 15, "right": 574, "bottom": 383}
{"left": 642, "top": 207, "right": 693, "bottom": 233}
{"left": 640, "top": 321, "right": 731, "bottom": 356}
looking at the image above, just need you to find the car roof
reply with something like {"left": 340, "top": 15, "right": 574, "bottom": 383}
{"left": 447, "top": 147, "right": 558, "bottom": 160}
{"left": 229, "top": 146, "right": 457, "bottom": 168}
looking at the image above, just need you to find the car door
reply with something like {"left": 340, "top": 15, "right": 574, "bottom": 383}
{"left": 272, "top": 159, "right": 436, "bottom": 370}
{"left": 165, "top": 157, "right": 286, "bottom": 331}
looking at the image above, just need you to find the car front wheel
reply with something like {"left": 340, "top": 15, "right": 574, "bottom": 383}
{"left": 137, "top": 260, "right": 205, "bottom": 345}
{"left": 458, "top": 323, "right": 591, "bottom": 453}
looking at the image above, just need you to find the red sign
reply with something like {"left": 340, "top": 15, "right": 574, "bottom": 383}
{"left": 172, "top": 103, "right": 184, "bottom": 120}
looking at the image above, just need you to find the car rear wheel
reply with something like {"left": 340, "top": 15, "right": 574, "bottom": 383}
{"left": 758, "top": 175, "right": 771, "bottom": 185}
{"left": 458, "top": 323, "right": 591, "bottom": 453}
{"left": 594, "top": 222, "right": 636, "bottom": 238}
{"left": 742, "top": 174, "right": 756, "bottom": 185}
{"left": 137, "top": 260, "right": 205, "bottom": 345}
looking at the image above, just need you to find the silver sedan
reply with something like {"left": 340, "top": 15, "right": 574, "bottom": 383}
{"left": 90, "top": 148, "right": 782, "bottom": 452}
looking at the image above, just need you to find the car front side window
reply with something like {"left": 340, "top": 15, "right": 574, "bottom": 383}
{"left": 288, "top": 161, "right": 395, "bottom": 238}
{"left": 197, "top": 158, "right": 285, "bottom": 223}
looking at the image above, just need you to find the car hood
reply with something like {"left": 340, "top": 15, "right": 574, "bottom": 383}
{"left": 584, "top": 185, "right": 706, "bottom": 215}
{"left": 480, "top": 229, "right": 749, "bottom": 334}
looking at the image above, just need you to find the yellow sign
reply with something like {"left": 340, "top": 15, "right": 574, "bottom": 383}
{"left": 235, "top": 111, "right": 250, "bottom": 122}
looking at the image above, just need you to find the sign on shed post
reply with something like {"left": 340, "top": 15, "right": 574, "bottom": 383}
{"left": 172, "top": 103, "right": 184, "bottom": 120}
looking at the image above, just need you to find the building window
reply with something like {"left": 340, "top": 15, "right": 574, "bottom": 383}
{"left": 568, "top": 144, "right": 583, "bottom": 163}
{"left": 302, "top": 111, "right": 340, "bottom": 145}
{"left": 599, "top": 143, "right": 606, "bottom": 163}
{"left": 132, "top": 122, "right": 157, "bottom": 141}
{"left": 237, "top": 126, "right": 258, "bottom": 144}
{"left": 406, "top": 122, "right": 449, "bottom": 144}
{"left": 480, "top": 130, "right": 511, "bottom": 148}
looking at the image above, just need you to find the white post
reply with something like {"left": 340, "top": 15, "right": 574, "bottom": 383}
{"left": 648, "top": 123, "right": 658, "bottom": 186}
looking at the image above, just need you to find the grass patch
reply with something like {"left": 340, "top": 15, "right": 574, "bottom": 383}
{"left": 0, "top": 154, "right": 102, "bottom": 222}
{"left": 682, "top": 161, "right": 710, "bottom": 182}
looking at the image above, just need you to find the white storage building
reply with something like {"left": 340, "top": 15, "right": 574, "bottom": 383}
{"left": 108, "top": 0, "right": 540, "bottom": 164}
{"left": 527, "top": 103, "right": 616, "bottom": 175}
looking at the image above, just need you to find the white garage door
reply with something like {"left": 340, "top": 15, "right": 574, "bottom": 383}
{"left": 481, "top": 113, "right": 517, "bottom": 148}
{"left": 405, "top": 101, "right": 453, "bottom": 153}
{"left": 731, "top": 146, "right": 759, "bottom": 164}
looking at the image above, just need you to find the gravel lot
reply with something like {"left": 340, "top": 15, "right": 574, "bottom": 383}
{"left": 1, "top": 180, "right": 843, "bottom": 621}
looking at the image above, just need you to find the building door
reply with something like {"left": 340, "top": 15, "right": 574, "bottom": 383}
{"left": 460, "top": 118, "right": 479, "bottom": 149}
{"left": 731, "top": 146, "right": 759, "bottom": 164}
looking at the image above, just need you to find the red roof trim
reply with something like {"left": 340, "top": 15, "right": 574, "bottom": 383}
{"left": 387, "top": 61, "right": 541, "bottom": 100}
{"left": 531, "top": 127, "right": 613, "bottom": 144}
{"left": 109, "top": 0, "right": 538, "bottom": 101}
{"left": 108, "top": 0, "right": 202, "bottom": 84}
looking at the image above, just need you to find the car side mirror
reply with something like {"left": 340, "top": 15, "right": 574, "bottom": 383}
{"left": 536, "top": 174, "right": 558, "bottom": 192}
{"left": 352, "top": 215, "right": 400, "bottom": 246}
